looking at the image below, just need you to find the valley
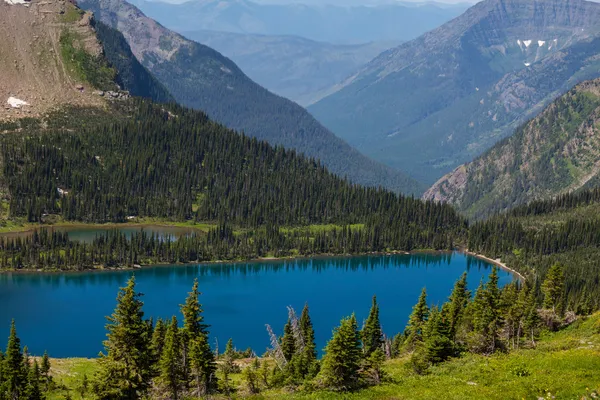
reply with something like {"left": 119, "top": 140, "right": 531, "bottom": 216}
{"left": 0, "top": 0, "right": 599, "bottom": 399}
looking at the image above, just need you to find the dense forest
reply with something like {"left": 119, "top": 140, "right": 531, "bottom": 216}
{"left": 0, "top": 268, "right": 575, "bottom": 399}
{"left": 0, "top": 100, "right": 464, "bottom": 248}
{"left": 468, "top": 187, "right": 600, "bottom": 312}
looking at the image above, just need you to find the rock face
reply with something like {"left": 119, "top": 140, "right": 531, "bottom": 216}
{"left": 423, "top": 78, "right": 600, "bottom": 219}
{"left": 79, "top": 0, "right": 425, "bottom": 195}
{"left": 308, "top": 0, "right": 600, "bottom": 184}
{"left": 0, "top": 0, "right": 107, "bottom": 120}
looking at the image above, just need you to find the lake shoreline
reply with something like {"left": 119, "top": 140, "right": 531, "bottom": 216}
{"left": 0, "top": 249, "right": 518, "bottom": 278}
{"left": 463, "top": 250, "right": 526, "bottom": 281}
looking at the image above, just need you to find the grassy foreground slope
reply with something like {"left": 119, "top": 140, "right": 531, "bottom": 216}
{"left": 48, "top": 314, "right": 600, "bottom": 400}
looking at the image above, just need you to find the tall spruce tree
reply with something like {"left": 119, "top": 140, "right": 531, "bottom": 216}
{"left": 93, "top": 276, "right": 153, "bottom": 399}
{"left": 319, "top": 314, "right": 362, "bottom": 391}
{"left": 362, "top": 296, "right": 384, "bottom": 357}
{"left": 299, "top": 304, "right": 317, "bottom": 373}
{"left": 25, "top": 359, "right": 43, "bottom": 400}
{"left": 180, "top": 280, "right": 216, "bottom": 394}
{"left": 280, "top": 320, "right": 296, "bottom": 362}
{"left": 404, "top": 288, "right": 429, "bottom": 350}
{"left": 151, "top": 318, "right": 167, "bottom": 366}
{"left": 445, "top": 273, "right": 470, "bottom": 339}
{"left": 542, "top": 264, "right": 565, "bottom": 313}
{"left": 2, "top": 320, "right": 26, "bottom": 400}
{"left": 157, "top": 316, "right": 184, "bottom": 400}
{"left": 40, "top": 351, "right": 51, "bottom": 391}
{"left": 423, "top": 307, "right": 454, "bottom": 365}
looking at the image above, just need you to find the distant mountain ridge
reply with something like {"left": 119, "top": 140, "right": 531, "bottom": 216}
{"left": 423, "top": 78, "right": 600, "bottom": 219}
{"left": 130, "top": 0, "right": 468, "bottom": 44}
{"left": 308, "top": 0, "right": 600, "bottom": 184}
{"left": 182, "top": 30, "right": 399, "bottom": 105}
{"left": 79, "top": 0, "right": 424, "bottom": 195}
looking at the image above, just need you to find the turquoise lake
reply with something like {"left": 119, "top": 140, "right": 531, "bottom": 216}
{"left": 0, "top": 253, "right": 513, "bottom": 358}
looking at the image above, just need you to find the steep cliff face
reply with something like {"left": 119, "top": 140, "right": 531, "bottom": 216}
{"left": 0, "top": 0, "right": 109, "bottom": 121}
{"left": 309, "top": 0, "right": 600, "bottom": 184}
{"left": 424, "top": 78, "right": 600, "bottom": 219}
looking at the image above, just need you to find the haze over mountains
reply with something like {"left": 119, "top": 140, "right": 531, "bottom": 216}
{"left": 80, "top": 0, "right": 424, "bottom": 195}
{"left": 309, "top": 0, "right": 600, "bottom": 184}
{"left": 130, "top": 0, "right": 468, "bottom": 44}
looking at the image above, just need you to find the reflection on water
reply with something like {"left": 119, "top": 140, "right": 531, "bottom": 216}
{"left": 0, "top": 253, "right": 513, "bottom": 358}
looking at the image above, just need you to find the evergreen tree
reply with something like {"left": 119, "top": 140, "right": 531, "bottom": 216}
{"left": 361, "top": 296, "right": 383, "bottom": 357}
{"left": 423, "top": 307, "right": 454, "bottom": 365}
{"left": 445, "top": 272, "right": 470, "bottom": 339}
{"left": 404, "top": 288, "right": 429, "bottom": 350}
{"left": 524, "top": 290, "right": 541, "bottom": 346}
{"left": 150, "top": 318, "right": 167, "bottom": 366}
{"left": 299, "top": 304, "right": 318, "bottom": 378}
{"left": 319, "top": 314, "right": 362, "bottom": 391}
{"left": 219, "top": 339, "right": 237, "bottom": 397}
{"left": 180, "top": 280, "right": 210, "bottom": 373}
{"left": 25, "top": 359, "right": 43, "bottom": 400}
{"left": 2, "top": 320, "right": 26, "bottom": 400}
{"left": 78, "top": 374, "right": 88, "bottom": 400}
{"left": 93, "top": 276, "right": 152, "bottom": 399}
{"left": 242, "top": 358, "right": 260, "bottom": 394}
{"left": 157, "top": 316, "right": 184, "bottom": 400}
{"left": 542, "top": 264, "right": 565, "bottom": 313}
{"left": 280, "top": 320, "right": 296, "bottom": 362}
{"left": 188, "top": 335, "right": 217, "bottom": 397}
{"left": 363, "top": 348, "right": 386, "bottom": 385}
{"left": 40, "top": 351, "right": 51, "bottom": 391}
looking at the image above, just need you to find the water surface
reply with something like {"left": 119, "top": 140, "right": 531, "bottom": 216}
{"left": 0, "top": 253, "right": 513, "bottom": 358}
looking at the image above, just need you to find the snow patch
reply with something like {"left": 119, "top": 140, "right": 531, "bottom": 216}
{"left": 524, "top": 62, "right": 531, "bottom": 67}
{"left": 7, "top": 97, "right": 29, "bottom": 108}
{"left": 517, "top": 39, "right": 522, "bottom": 46}
{"left": 538, "top": 40, "right": 545, "bottom": 47}
{"left": 3, "top": 0, "right": 29, "bottom": 5}
{"left": 523, "top": 40, "right": 532, "bottom": 47}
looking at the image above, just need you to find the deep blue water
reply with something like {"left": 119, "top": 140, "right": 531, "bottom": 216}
{"left": 0, "top": 253, "right": 513, "bottom": 358}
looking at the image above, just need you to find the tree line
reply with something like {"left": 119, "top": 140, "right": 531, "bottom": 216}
{"left": 1, "top": 266, "right": 573, "bottom": 399}
{"left": 0, "top": 225, "right": 457, "bottom": 271}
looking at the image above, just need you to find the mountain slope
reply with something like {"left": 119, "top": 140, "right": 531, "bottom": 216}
{"left": 309, "top": 0, "right": 600, "bottom": 184}
{"left": 0, "top": 1, "right": 108, "bottom": 121}
{"left": 130, "top": 0, "right": 467, "bottom": 44}
{"left": 181, "top": 30, "right": 398, "bottom": 106}
{"left": 423, "top": 78, "right": 600, "bottom": 219}
{"left": 79, "top": 0, "right": 424, "bottom": 195}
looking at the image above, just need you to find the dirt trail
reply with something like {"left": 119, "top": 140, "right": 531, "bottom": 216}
{"left": 0, "top": 0, "right": 105, "bottom": 122}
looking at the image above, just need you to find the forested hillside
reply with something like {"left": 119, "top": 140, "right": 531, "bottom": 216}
{"left": 0, "top": 100, "right": 465, "bottom": 269}
{"left": 424, "top": 78, "right": 600, "bottom": 219}
{"left": 468, "top": 187, "right": 600, "bottom": 312}
{"left": 79, "top": 0, "right": 423, "bottom": 195}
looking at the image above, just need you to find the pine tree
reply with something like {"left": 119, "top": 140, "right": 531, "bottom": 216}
{"left": 93, "top": 276, "right": 153, "bottom": 399}
{"left": 363, "top": 348, "right": 386, "bottom": 385}
{"left": 151, "top": 318, "right": 167, "bottom": 365}
{"left": 404, "top": 288, "right": 429, "bottom": 350}
{"left": 40, "top": 351, "right": 51, "bottom": 391}
{"left": 445, "top": 272, "right": 470, "bottom": 339}
{"left": 157, "top": 316, "right": 184, "bottom": 400}
{"left": 299, "top": 304, "right": 318, "bottom": 378}
{"left": 319, "top": 314, "right": 362, "bottom": 391}
{"left": 25, "top": 359, "right": 43, "bottom": 400}
{"left": 2, "top": 320, "right": 26, "bottom": 400}
{"left": 280, "top": 319, "right": 296, "bottom": 362}
{"left": 361, "top": 295, "right": 383, "bottom": 357}
{"left": 524, "top": 290, "right": 541, "bottom": 346}
{"left": 242, "top": 358, "right": 260, "bottom": 394}
{"left": 220, "top": 339, "right": 237, "bottom": 397}
{"left": 423, "top": 307, "right": 454, "bottom": 365}
{"left": 542, "top": 264, "right": 565, "bottom": 313}
{"left": 188, "top": 335, "right": 217, "bottom": 397}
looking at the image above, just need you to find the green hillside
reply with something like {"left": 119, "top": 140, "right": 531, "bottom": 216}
{"left": 425, "top": 78, "right": 600, "bottom": 220}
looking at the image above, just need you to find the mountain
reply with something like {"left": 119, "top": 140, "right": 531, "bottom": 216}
{"left": 181, "top": 30, "right": 399, "bottom": 106}
{"left": 308, "top": 0, "right": 600, "bottom": 184}
{"left": 79, "top": 0, "right": 424, "bottom": 195}
{"left": 129, "top": 0, "right": 468, "bottom": 44}
{"left": 423, "top": 78, "right": 600, "bottom": 219}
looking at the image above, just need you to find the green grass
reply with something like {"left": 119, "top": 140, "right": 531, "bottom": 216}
{"left": 46, "top": 314, "right": 600, "bottom": 399}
